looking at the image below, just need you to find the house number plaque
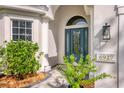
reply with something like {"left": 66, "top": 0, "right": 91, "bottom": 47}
{"left": 96, "top": 53, "right": 116, "bottom": 62}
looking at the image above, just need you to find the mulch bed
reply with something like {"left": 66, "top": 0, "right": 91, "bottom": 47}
{"left": 81, "top": 83, "right": 95, "bottom": 88}
{"left": 0, "top": 73, "right": 47, "bottom": 88}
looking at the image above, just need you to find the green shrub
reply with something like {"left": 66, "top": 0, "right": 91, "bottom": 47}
{"left": 61, "top": 54, "right": 112, "bottom": 88}
{"left": 0, "top": 40, "right": 41, "bottom": 79}
{"left": 0, "top": 41, "right": 7, "bottom": 71}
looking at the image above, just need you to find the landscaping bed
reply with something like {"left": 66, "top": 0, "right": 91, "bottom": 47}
{"left": 0, "top": 73, "right": 47, "bottom": 88}
{"left": 81, "top": 83, "right": 94, "bottom": 88}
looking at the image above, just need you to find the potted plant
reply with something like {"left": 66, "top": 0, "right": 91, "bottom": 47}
{"left": 61, "top": 54, "right": 112, "bottom": 88}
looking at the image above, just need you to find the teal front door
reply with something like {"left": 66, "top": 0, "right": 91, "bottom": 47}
{"left": 65, "top": 27, "right": 88, "bottom": 61}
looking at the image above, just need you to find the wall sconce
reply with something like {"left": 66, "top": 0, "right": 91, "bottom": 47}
{"left": 102, "top": 23, "right": 111, "bottom": 40}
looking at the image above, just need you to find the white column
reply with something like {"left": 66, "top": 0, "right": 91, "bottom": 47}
{"left": 90, "top": 7, "right": 94, "bottom": 57}
{"left": 3, "top": 15, "right": 11, "bottom": 42}
{"left": 118, "top": 6, "right": 124, "bottom": 88}
{"left": 0, "top": 14, "right": 4, "bottom": 45}
{"left": 89, "top": 7, "right": 95, "bottom": 81}
{"left": 32, "top": 19, "right": 39, "bottom": 43}
{"left": 40, "top": 18, "right": 51, "bottom": 72}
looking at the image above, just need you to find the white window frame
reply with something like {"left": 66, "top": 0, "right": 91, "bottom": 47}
{"left": 11, "top": 19, "right": 33, "bottom": 41}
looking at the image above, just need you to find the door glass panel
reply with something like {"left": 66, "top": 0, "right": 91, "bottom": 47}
{"left": 67, "top": 32, "right": 69, "bottom": 53}
{"left": 85, "top": 29, "right": 88, "bottom": 55}
{"left": 72, "top": 31, "right": 80, "bottom": 55}
{"left": 66, "top": 30, "right": 71, "bottom": 56}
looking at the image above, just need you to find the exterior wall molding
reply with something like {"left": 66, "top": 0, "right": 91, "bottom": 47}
{"left": 117, "top": 6, "right": 124, "bottom": 15}
{"left": 0, "top": 5, "right": 54, "bottom": 20}
{"left": 0, "top": 5, "right": 46, "bottom": 15}
{"left": 0, "top": 9, "right": 43, "bottom": 18}
{"left": 27, "top": 5, "right": 49, "bottom": 11}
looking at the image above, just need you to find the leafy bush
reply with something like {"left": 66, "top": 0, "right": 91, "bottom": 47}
{"left": 61, "top": 54, "right": 112, "bottom": 88}
{"left": 0, "top": 40, "right": 41, "bottom": 79}
{"left": 0, "top": 41, "right": 7, "bottom": 72}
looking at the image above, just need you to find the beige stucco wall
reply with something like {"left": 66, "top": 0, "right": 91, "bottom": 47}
{"left": 48, "top": 20, "right": 58, "bottom": 66}
{"left": 94, "top": 5, "right": 118, "bottom": 88}
{"left": 49, "top": 5, "right": 90, "bottom": 65}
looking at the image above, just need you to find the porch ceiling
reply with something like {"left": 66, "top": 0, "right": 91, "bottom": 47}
{"left": 51, "top": 5, "right": 94, "bottom": 18}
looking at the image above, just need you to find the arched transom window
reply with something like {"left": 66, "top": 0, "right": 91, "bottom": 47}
{"left": 66, "top": 16, "right": 87, "bottom": 26}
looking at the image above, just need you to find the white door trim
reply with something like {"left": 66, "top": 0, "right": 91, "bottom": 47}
{"left": 65, "top": 24, "right": 88, "bottom": 29}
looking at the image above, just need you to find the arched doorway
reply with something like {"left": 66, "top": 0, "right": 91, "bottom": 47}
{"left": 65, "top": 16, "right": 88, "bottom": 61}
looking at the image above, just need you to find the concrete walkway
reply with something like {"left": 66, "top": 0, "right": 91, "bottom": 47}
{"left": 30, "top": 67, "right": 68, "bottom": 88}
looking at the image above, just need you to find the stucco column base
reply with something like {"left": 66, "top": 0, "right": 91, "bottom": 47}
{"left": 41, "top": 66, "right": 51, "bottom": 72}
{"left": 40, "top": 56, "right": 51, "bottom": 72}
{"left": 38, "top": 56, "right": 51, "bottom": 72}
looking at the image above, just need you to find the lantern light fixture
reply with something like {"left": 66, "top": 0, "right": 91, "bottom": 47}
{"left": 102, "top": 23, "right": 111, "bottom": 40}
